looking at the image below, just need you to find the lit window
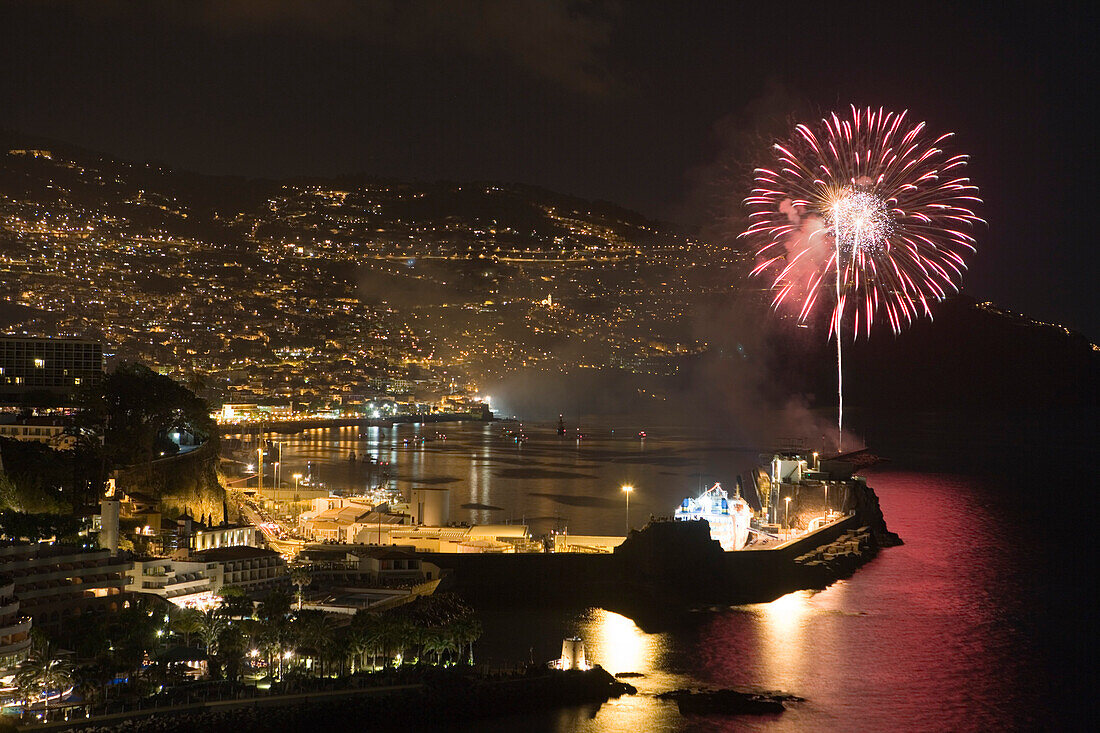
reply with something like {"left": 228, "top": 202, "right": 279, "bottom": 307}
{"left": 33, "top": 358, "right": 45, "bottom": 368}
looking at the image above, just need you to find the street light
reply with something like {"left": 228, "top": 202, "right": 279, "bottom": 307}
{"left": 257, "top": 447, "right": 264, "bottom": 494}
{"left": 784, "top": 496, "right": 792, "bottom": 539}
{"left": 621, "top": 485, "right": 634, "bottom": 534}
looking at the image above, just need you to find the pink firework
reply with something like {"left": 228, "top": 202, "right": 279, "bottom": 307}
{"left": 741, "top": 105, "right": 983, "bottom": 450}
{"left": 742, "top": 105, "right": 984, "bottom": 338}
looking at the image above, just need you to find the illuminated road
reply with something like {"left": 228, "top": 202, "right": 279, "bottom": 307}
{"left": 235, "top": 497, "right": 304, "bottom": 558}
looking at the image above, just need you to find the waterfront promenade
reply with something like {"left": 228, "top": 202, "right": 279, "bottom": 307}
{"left": 218, "top": 412, "right": 491, "bottom": 436}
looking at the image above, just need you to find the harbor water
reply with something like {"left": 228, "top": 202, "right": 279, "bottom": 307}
{"left": 269, "top": 415, "right": 1093, "bottom": 731}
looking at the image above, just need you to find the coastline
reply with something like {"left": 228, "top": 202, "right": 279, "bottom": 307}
{"left": 20, "top": 668, "right": 633, "bottom": 733}
{"left": 420, "top": 478, "right": 900, "bottom": 631}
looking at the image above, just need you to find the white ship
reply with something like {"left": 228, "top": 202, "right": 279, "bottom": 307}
{"left": 674, "top": 482, "right": 752, "bottom": 551}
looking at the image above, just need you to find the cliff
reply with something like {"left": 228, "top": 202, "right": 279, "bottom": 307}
{"left": 113, "top": 441, "right": 227, "bottom": 520}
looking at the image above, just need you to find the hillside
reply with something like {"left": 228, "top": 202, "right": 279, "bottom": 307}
{"left": 0, "top": 132, "right": 1094, "bottom": 432}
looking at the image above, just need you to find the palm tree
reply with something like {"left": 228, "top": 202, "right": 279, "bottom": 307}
{"left": 351, "top": 611, "right": 383, "bottom": 671}
{"left": 344, "top": 625, "right": 369, "bottom": 674}
{"left": 451, "top": 616, "right": 483, "bottom": 665}
{"left": 171, "top": 607, "right": 203, "bottom": 648}
{"left": 109, "top": 597, "right": 162, "bottom": 682}
{"left": 392, "top": 617, "right": 418, "bottom": 666}
{"left": 257, "top": 591, "right": 294, "bottom": 679}
{"left": 198, "top": 608, "right": 226, "bottom": 656}
{"left": 370, "top": 614, "right": 406, "bottom": 668}
{"left": 15, "top": 642, "right": 75, "bottom": 718}
{"left": 290, "top": 567, "right": 312, "bottom": 611}
{"left": 72, "top": 663, "right": 109, "bottom": 712}
{"left": 293, "top": 610, "right": 335, "bottom": 677}
{"left": 421, "top": 627, "right": 447, "bottom": 665}
{"left": 215, "top": 624, "right": 247, "bottom": 682}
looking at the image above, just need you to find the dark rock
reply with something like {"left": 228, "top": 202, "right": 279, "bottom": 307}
{"left": 657, "top": 688, "right": 799, "bottom": 716}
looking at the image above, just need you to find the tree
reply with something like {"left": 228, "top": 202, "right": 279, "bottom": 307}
{"left": 15, "top": 642, "right": 74, "bottom": 717}
{"left": 345, "top": 624, "right": 370, "bottom": 674}
{"left": 217, "top": 585, "right": 254, "bottom": 618}
{"left": 86, "top": 362, "right": 217, "bottom": 469}
{"left": 451, "top": 616, "right": 483, "bottom": 665}
{"left": 256, "top": 591, "right": 294, "bottom": 678}
{"left": 292, "top": 610, "right": 335, "bottom": 677}
{"left": 369, "top": 614, "right": 406, "bottom": 668}
{"left": 170, "top": 607, "right": 203, "bottom": 648}
{"left": 214, "top": 624, "right": 246, "bottom": 682}
{"left": 109, "top": 597, "right": 163, "bottom": 680}
{"left": 350, "top": 610, "right": 383, "bottom": 671}
{"left": 198, "top": 608, "right": 226, "bottom": 656}
{"left": 290, "top": 566, "right": 312, "bottom": 611}
{"left": 72, "top": 663, "right": 111, "bottom": 709}
{"left": 421, "top": 627, "right": 447, "bottom": 665}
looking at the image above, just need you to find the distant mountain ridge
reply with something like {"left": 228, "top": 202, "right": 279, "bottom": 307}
{"left": 1, "top": 130, "right": 1094, "bottom": 426}
{"left": 0, "top": 128, "right": 697, "bottom": 254}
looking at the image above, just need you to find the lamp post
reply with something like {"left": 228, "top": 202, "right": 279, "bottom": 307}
{"left": 257, "top": 447, "right": 264, "bottom": 494}
{"left": 784, "top": 496, "right": 792, "bottom": 539}
{"left": 622, "top": 485, "right": 634, "bottom": 534}
{"left": 293, "top": 473, "right": 302, "bottom": 503}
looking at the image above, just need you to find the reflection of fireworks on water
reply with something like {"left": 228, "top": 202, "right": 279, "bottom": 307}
{"left": 741, "top": 106, "right": 983, "bottom": 449}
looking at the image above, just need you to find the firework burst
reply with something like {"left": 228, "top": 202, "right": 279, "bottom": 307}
{"left": 741, "top": 105, "right": 983, "bottom": 449}
{"left": 743, "top": 105, "right": 983, "bottom": 336}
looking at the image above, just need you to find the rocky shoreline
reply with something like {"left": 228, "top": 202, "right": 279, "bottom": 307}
{"left": 657, "top": 688, "right": 804, "bottom": 717}
{"left": 33, "top": 668, "right": 634, "bottom": 733}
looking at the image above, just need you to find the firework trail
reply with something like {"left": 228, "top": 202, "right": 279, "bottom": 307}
{"left": 741, "top": 105, "right": 983, "bottom": 451}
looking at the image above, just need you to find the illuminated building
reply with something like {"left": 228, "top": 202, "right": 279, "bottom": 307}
{"left": 0, "top": 416, "right": 77, "bottom": 449}
{"left": 0, "top": 336, "right": 103, "bottom": 403}
{"left": 0, "top": 543, "right": 130, "bottom": 631}
{"left": 0, "top": 579, "right": 32, "bottom": 674}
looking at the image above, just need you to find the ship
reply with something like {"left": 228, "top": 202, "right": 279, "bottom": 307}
{"left": 674, "top": 482, "right": 753, "bottom": 551}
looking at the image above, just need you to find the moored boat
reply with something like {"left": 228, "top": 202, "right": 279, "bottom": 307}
{"left": 674, "top": 482, "right": 752, "bottom": 551}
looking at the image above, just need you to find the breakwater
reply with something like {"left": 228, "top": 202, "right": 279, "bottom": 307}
{"left": 421, "top": 480, "right": 899, "bottom": 630}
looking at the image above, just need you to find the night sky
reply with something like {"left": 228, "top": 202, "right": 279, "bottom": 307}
{"left": 2, "top": 1, "right": 1095, "bottom": 335}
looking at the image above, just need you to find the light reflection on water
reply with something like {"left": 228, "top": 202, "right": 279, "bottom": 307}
{"left": 275, "top": 420, "right": 757, "bottom": 535}
{"left": 280, "top": 423, "right": 1055, "bottom": 731}
{"left": 577, "top": 609, "right": 656, "bottom": 675}
{"left": 755, "top": 591, "right": 812, "bottom": 686}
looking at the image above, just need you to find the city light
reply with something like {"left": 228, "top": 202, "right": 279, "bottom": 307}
{"left": 622, "top": 484, "right": 634, "bottom": 533}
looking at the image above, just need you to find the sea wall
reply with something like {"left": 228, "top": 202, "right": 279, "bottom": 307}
{"left": 424, "top": 479, "right": 899, "bottom": 628}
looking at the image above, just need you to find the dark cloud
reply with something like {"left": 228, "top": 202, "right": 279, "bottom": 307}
{"left": 669, "top": 80, "right": 812, "bottom": 241}
{"left": 186, "top": 0, "right": 618, "bottom": 95}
